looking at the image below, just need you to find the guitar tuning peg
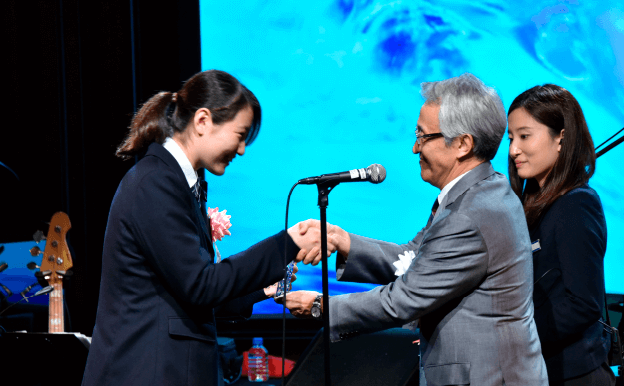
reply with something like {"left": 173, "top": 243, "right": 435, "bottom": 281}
{"left": 27, "top": 262, "right": 39, "bottom": 270}
{"left": 33, "top": 230, "right": 46, "bottom": 243}
{"left": 0, "top": 282, "right": 13, "bottom": 297}
{"left": 29, "top": 246, "right": 43, "bottom": 256}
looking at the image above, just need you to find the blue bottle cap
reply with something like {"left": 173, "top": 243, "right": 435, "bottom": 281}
{"left": 252, "top": 337, "right": 263, "bottom": 345}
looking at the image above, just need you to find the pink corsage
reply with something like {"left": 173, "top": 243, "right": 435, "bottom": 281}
{"left": 208, "top": 207, "right": 232, "bottom": 263}
{"left": 208, "top": 207, "right": 232, "bottom": 242}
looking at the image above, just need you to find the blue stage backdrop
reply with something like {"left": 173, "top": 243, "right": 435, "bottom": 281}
{"left": 198, "top": 1, "right": 624, "bottom": 314}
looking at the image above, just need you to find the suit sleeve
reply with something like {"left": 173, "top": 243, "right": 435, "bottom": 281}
{"left": 214, "top": 290, "right": 267, "bottom": 320}
{"left": 539, "top": 192, "right": 607, "bottom": 343}
{"left": 329, "top": 212, "right": 488, "bottom": 342}
{"left": 336, "top": 227, "right": 427, "bottom": 285}
{"left": 129, "top": 167, "right": 298, "bottom": 310}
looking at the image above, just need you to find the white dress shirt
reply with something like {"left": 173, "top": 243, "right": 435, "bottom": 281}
{"left": 162, "top": 137, "right": 197, "bottom": 188}
{"left": 433, "top": 170, "right": 472, "bottom": 221}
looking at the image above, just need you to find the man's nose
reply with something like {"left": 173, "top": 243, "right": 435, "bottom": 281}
{"left": 413, "top": 141, "right": 420, "bottom": 154}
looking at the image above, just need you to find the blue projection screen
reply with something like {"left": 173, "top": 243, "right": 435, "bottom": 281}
{"left": 199, "top": 1, "right": 624, "bottom": 313}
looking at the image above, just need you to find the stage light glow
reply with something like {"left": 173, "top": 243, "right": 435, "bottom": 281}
{"left": 199, "top": 1, "right": 624, "bottom": 313}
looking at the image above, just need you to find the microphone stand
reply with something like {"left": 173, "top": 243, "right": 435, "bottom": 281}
{"left": 596, "top": 133, "right": 624, "bottom": 158}
{"left": 317, "top": 180, "right": 339, "bottom": 386}
{"left": 0, "top": 286, "right": 54, "bottom": 318}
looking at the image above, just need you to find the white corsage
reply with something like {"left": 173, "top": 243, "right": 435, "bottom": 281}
{"left": 393, "top": 250, "right": 416, "bottom": 276}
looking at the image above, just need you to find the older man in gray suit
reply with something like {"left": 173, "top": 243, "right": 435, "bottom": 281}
{"left": 285, "top": 74, "right": 548, "bottom": 385}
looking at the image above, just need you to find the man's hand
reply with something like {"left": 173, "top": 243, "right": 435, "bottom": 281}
{"left": 293, "top": 219, "right": 351, "bottom": 262}
{"left": 288, "top": 220, "right": 338, "bottom": 265}
{"left": 275, "top": 290, "right": 321, "bottom": 319}
{"left": 263, "top": 263, "right": 298, "bottom": 297}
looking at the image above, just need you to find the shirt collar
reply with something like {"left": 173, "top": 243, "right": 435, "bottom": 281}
{"left": 437, "top": 170, "right": 470, "bottom": 206}
{"left": 162, "top": 137, "right": 197, "bottom": 188}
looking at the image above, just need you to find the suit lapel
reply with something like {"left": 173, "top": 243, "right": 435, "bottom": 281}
{"left": 439, "top": 161, "right": 496, "bottom": 213}
{"left": 193, "top": 201, "right": 215, "bottom": 256}
{"left": 146, "top": 143, "right": 216, "bottom": 258}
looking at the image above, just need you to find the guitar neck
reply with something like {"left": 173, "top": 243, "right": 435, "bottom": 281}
{"left": 49, "top": 281, "right": 64, "bottom": 333}
{"left": 38, "top": 212, "right": 72, "bottom": 333}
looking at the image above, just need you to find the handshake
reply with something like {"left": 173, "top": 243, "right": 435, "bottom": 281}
{"left": 263, "top": 219, "right": 352, "bottom": 318}
{"left": 287, "top": 219, "right": 351, "bottom": 266}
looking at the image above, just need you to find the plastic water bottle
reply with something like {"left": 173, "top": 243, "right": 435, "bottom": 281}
{"left": 248, "top": 337, "right": 269, "bottom": 382}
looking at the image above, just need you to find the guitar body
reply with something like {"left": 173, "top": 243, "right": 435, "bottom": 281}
{"left": 39, "top": 212, "right": 73, "bottom": 333}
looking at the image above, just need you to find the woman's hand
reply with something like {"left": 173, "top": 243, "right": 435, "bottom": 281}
{"left": 263, "top": 263, "right": 298, "bottom": 297}
{"left": 289, "top": 219, "right": 350, "bottom": 265}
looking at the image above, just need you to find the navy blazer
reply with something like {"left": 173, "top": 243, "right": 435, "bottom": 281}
{"left": 83, "top": 143, "right": 298, "bottom": 386}
{"left": 530, "top": 184, "right": 610, "bottom": 382}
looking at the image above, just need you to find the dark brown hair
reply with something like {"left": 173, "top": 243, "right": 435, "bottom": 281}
{"left": 116, "top": 70, "right": 261, "bottom": 159}
{"left": 508, "top": 84, "right": 595, "bottom": 228}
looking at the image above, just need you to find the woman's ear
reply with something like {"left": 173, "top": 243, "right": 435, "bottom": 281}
{"left": 557, "top": 129, "right": 565, "bottom": 152}
{"left": 193, "top": 108, "right": 213, "bottom": 136}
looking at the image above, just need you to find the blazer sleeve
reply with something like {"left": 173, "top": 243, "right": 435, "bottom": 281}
{"left": 336, "top": 227, "right": 427, "bottom": 285}
{"left": 129, "top": 166, "right": 297, "bottom": 310}
{"left": 329, "top": 212, "right": 488, "bottom": 341}
{"left": 214, "top": 290, "right": 268, "bottom": 320}
{"left": 538, "top": 191, "right": 607, "bottom": 343}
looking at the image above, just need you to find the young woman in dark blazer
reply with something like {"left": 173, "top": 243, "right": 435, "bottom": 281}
{"left": 507, "top": 84, "right": 615, "bottom": 385}
{"left": 82, "top": 70, "right": 326, "bottom": 386}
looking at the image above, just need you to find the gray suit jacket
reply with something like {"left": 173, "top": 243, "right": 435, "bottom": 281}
{"left": 329, "top": 162, "right": 548, "bottom": 386}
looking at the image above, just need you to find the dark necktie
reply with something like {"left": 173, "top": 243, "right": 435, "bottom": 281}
{"left": 431, "top": 199, "right": 440, "bottom": 217}
{"left": 189, "top": 179, "right": 214, "bottom": 255}
{"left": 191, "top": 179, "right": 207, "bottom": 203}
{"left": 427, "top": 199, "right": 440, "bottom": 225}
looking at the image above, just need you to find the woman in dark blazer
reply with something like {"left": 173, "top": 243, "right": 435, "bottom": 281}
{"left": 507, "top": 84, "right": 615, "bottom": 385}
{"left": 82, "top": 70, "right": 326, "bottom": 386}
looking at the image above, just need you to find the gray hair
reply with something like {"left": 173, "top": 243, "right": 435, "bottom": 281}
{"left": 420, "top": 73, "right": 506, "bottom": 161}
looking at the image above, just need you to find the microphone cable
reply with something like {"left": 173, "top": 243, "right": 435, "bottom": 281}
{"left": 282, "top": 181, "right": 300, "bottom": 386}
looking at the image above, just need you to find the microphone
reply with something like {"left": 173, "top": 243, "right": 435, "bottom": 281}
{"left": 34, "top": 286, "right": 54, "bottom": 296}
{"left": 0, "top": 286, "right": 54, "bottom": 317}
{"left": 298, "top": 164, "right": 386, "bottom": 185}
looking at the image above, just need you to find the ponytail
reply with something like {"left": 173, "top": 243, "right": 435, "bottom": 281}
{"left": 116, "top": 92, "right": 176, "bottom": 160}
{"left": 116, "top": 70, "right": 262, "bottom": 160}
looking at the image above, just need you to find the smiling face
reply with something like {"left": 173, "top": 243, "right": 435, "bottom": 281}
{"left": 413, "top": 103, "right": 457, "bottom": 189}
{"left": 508, "top": 107, "right": 563, "bottom": 187}
{"left": 199, "top": 105, "right": 253, "bottom": 176}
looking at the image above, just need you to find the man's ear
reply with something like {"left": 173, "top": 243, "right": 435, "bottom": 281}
{"left": 457, "top": 134, "right": 475, "bottom": 159}
{"left": 193, "top": 108, "right": 213, "bottom": 136}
